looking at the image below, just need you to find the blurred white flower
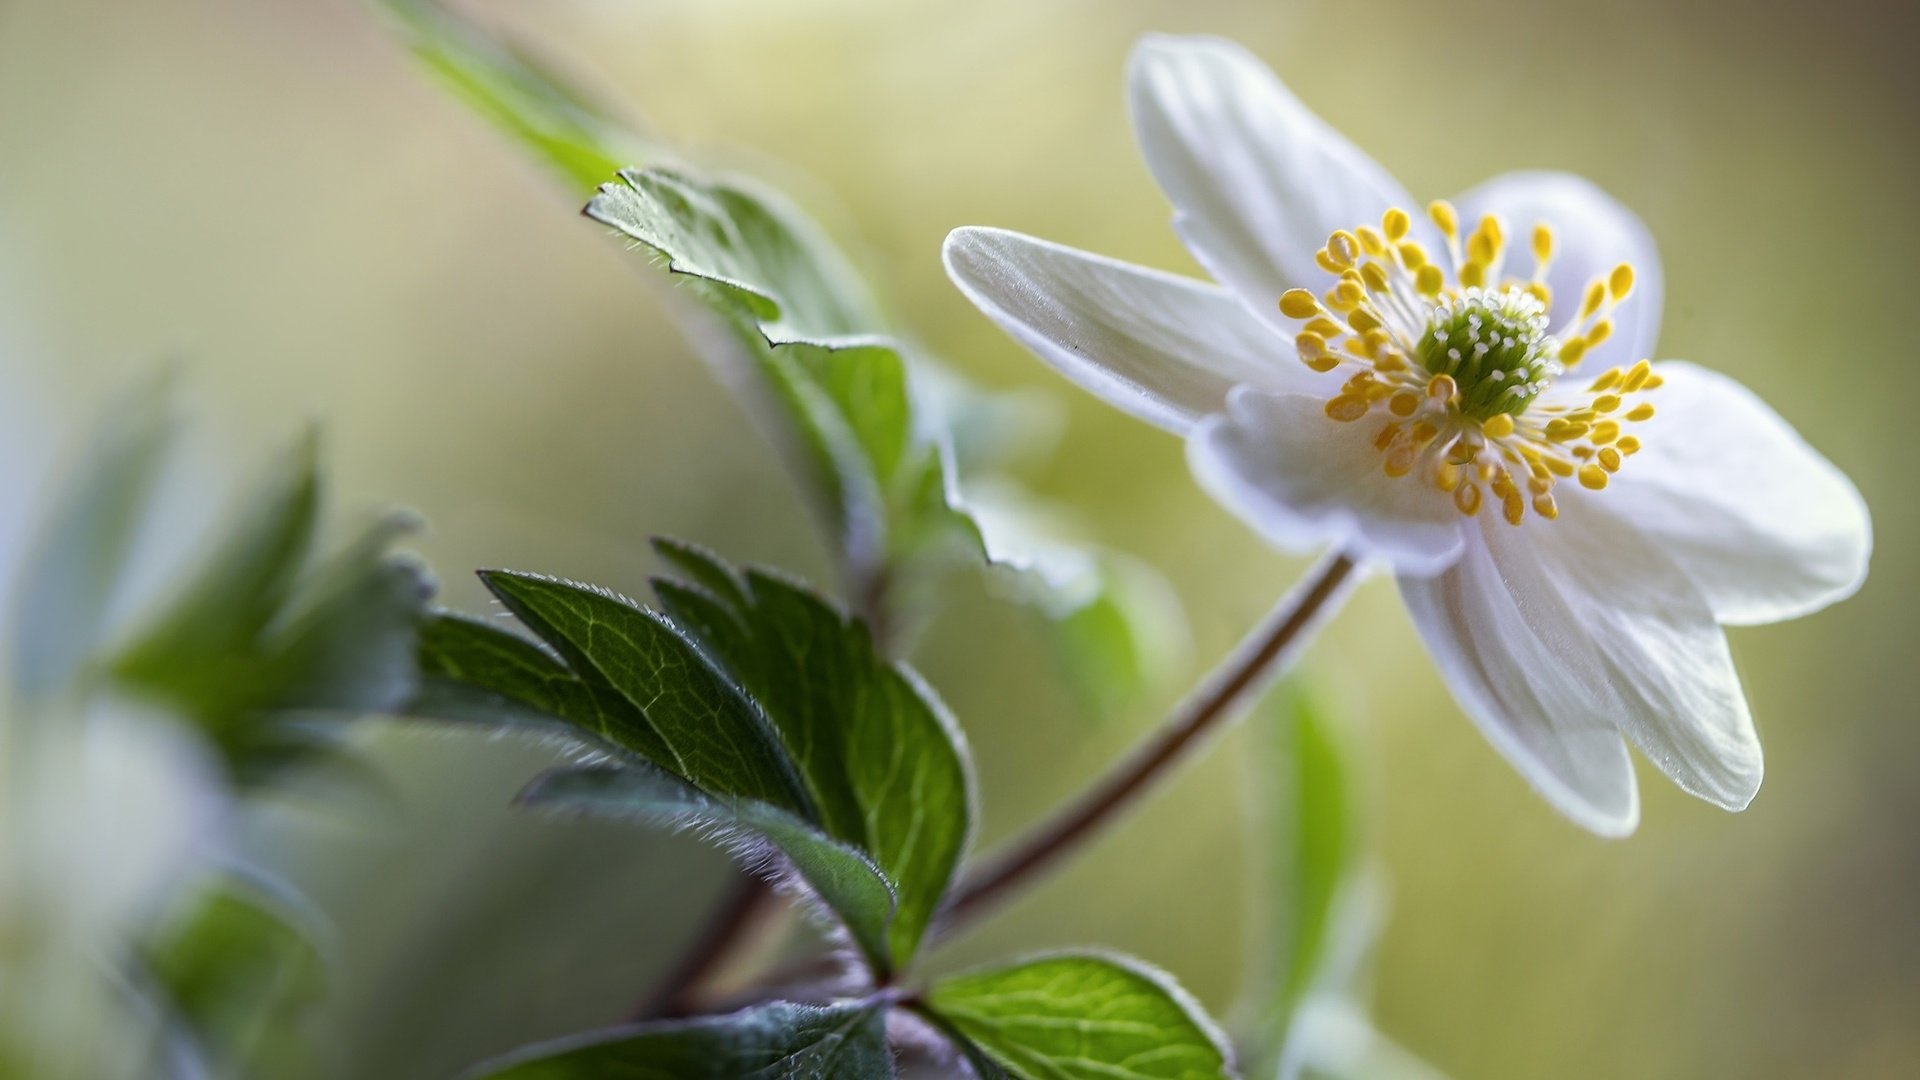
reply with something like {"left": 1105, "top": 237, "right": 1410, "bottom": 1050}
{"left": 943, "top": 35, "right": 1871, "bottom": 834}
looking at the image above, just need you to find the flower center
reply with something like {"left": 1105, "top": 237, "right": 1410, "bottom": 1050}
{"left": 1416, "top": 288, "right": 1552, "bottom": 420}
{"left": 1274, "top": 203, "right": 1662, "bottom": 526}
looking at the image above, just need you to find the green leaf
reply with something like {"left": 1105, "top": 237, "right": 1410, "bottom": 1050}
{"left": 412, "top": 609, "right": 598, "bottom": 732}
{"left": 1269, "top": 683, "right": 1358, "bottom": 1016}
{"left": 467, "top": 1000, "right": 894, "bottom": 1080}
{"left": 143, "top": 876, "right": 327, "bottom": 1079}
{"left": 925, "top": 953, "right": 1236, "bottom": 1080}
{"left": 374, "top": 0, "right": 650, "bottom": 192}
{"left": 105, "top": 433, "right": 430, "bottom": 780}
{"left": 475, "top": 570, "right": 816, "bottom": 816}
{"left": 649, "top": 542, "right": 972, "bottom": 970}
{"left": 114, "top": 431, "right": 320, "bottom": 704}
{"left": 379, "top": 0, "right": 1179, "bottom": 720}
{"left": 519, "top": 764, "right": 897, "bottom": 969}
{"left": 9, "top": 371, "right": 176, "bottom": 700}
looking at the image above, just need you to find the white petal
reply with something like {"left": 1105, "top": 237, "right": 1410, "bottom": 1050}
{"left": 1453, "top": 171, "right": 1662, "bottom": 371}
{"left": 1401, "top": 498, "right": 1763, "bottom": 832}
{"left": 943, "top": 226, "right": 1299, "bottom": 435}
{"left": 1606, "top": 362, "right": 1872, "bottom": 625}
{"left": 1185, "top": 388, "right": 1465, "bottom": 575}
{"left": 1127, "top": 35, "right": 1424, "bottom": 325}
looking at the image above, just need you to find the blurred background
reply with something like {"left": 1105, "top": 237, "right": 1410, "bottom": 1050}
{"left": 2, "top": 0, "right": 1916, "bottom": 1076}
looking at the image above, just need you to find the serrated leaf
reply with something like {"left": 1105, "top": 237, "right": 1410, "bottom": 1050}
{"left": 101, "top": 433, "right": 430, "bottom": 780}
{"left": 650, "top": 543, "right": 972, "bottom": 970}
{"left": 143, "top": 877, "right": 326, "bottom": 1080}
{"left": 926, "top": 953, "right": 1236, "bottom": 1080}
{"left": 375, "top": 0, "right": 651, "bottom": 192}
{"left": 466, "top": 999, "right": 894, "bottom": 1080}
{"left": 9, "top": 371, "right": 177, "bottom": 700}
{"left": 475, "top": 570, "right": 816, "bottom": 816}
{"left": 519, "top": 764, "right": 896, "bottom": 969}
{"left": 381, "top": 0, "right": 1178, "bottom": 717}
{"left": 115, "top": 431, "right": 321, "bottom": 704}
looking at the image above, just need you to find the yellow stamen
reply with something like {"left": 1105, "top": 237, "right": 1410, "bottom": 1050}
{"left": 1279, "top": 289, "right": 1320, "bottom": 319}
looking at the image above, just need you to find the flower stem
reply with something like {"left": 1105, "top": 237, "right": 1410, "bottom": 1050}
{"left": 941, "top": 550, "right": 1360, "bottom": 930}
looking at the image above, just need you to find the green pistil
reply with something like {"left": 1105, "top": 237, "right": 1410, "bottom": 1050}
{"left": 1416, "top": 288, "right": 1555, "bottom": 419}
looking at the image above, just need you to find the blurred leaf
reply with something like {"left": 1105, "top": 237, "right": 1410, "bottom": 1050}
{"left": 467, "top": 999, "right": 894, "bottom": 1080}
{"left": 143, "top": 877, "right": 326, "bottom": 1080}
{"left": 108, "top": 434, "right": 432, "bottom": 781}
{"left": 8, "top": 371, "right": 176, "bottom": 701}
{"left": 519, "top": 763, "right": 897, "bottom": 969}
{"left": 967, "top": 486, "right": 1188, "bottom": 721}
{"left": 649, "top": 539, "right": 972, "bottom": 970}
{"left": 1241, "top": 684, "right": 1446, "bottom": 1080}
{"left": 374, "top": 0, "right": 651, "bottom": 192}
{"left": 925, "top": 953, "right": 1237, "bottom": 1080}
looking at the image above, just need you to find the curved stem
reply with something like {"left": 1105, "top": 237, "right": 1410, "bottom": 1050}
{"left": 941, "top": 550, "right": 1360, "bottom": 930}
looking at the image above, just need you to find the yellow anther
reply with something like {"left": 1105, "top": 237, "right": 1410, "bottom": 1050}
{"left": 1279, "top": 289, "right": 1320, "bottom": 319}
{"left": 1429, "top": 200, "right": 1459, "bottom": 238}
{"left": 1559, "top": 339, "right": 1588, "bottom": 367}
{"left": 1374, "top": 351, "right": 1407, "bottom": 373}
{"left": 1481, "top": 413, "right": 1516, "bottom": 438}
{"left": 1599, "top": 446, "right": 1623, "bottom": 472}
{"left": 1531, "top": 223, "right": 1554, "bottom": 263}
{"left": 1525, "top": 282, "right": 1552, "bottom": 306}
{"left": 1334, "top": 280, "right": 1367, "bottom": 307}
{"left": 1364, "top": 382, "right": 1394, "bottom": 403}
{"left": 1325, "top": 394, "right": 1369, "bottom": 422}
{"left": 1578, "top": 464, "right": 1610, "bottom": 490}
{"left": 1549, "top": 421, "right": 1590, "bottom": 442}
{"left": 1360, "top": 262, "right": 1391, "bottom": 292}
{"left": 1459, "top": 262, "right": 1486, "bottom": 288}
{"left": 1347, "top": 308, "right": 1382, "bottom": 333}
{"left": 1356, "top": 226, "right": 1387, "bottom": 257}
{"left": 1543, "top": 456, "right": 1575, "bottom": 478}
{"left": 1397, "top": 242, "right": 1427, "bottom": 269}
{"left": 1305, "top": 317, "right": 1344, "bottom": 338}
{"left": 1625, "top": 403, "right": 1656, "bottom": 422}
{"left": 1435, "top": 461, "right": 1463, "bottom": 492}
{"left": 1427, "top": 374, "right": 1458, "bottom": 400}
{"left": 1580, "top": 281, "right": 1607, "bottom": 319}
{"left": 1315, "top": 249, "right": 1342, "bottom": 274}
{"left": 1587, "top": 320, "right": 1613, "bottom": 346}
{"left": 1502, "top": 490, "right": 1526, "bottom": 526}
{"left": 1295, "top": 331, "right": 1328, "bottom": 357}
{"left": 1328, "top": 231, "right": 1360, "bottom": 268}
{"left": 1532, "top": 492, "right": 1559, "bottom": 520}
{"left": 1389, "top": 391, "right": 1420, "bottom": 417}
{"left": 1609, "top": 263, "right": 1635, "bottom": 300}
{"left": 1415, "top": 263, "right": 1444, "bottom": 297}
{"left": 1453, "top": 483, "right": 1483, "bottom": 516}
{"left": 1383, "top": 207, "right": 1412, "bottom": 241}
{"left": 1642, "top": 373, "right": 1664, "bottom": 390}
{"left": 1622, "top": 359, "right": 1653, "bottom": 391}
{"left": 1384, "top": 443, "right": 1418, "bottom": 477}
{"left": 1616, "top": 435, "right": 1641, "bottom": 455}
{"left": 1592, "top": 394, "right": 1622, "bottom": 414}
{"left": 1373, "top": 423, "right": 1400, "bottom": 451}
{"left": 1305, "top": 353, "right": 1341, "bottom": 372}
{"left": 1589, "top": 368, "right": 1622, "bottom": 392}
{"left": 1410, "top": 420, "right": 1439, "bottom": 443}
{"left": 1467, "top": 230, "right": 1496, "bottom": 267}
{"left": 1591, "top": 420, "right": 1621, "bottom": 444}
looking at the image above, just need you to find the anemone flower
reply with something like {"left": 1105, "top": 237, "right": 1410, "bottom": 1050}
{"left": 942, "top": 34, "right": 1870, "bottom": 835}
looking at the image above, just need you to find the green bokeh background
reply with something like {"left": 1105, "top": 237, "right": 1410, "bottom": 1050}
{"left": 2, "top": 0, "right": 1915, "bottom": 1077}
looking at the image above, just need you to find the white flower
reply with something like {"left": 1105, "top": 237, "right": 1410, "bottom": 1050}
{"left": 942, "top": 34, "right": 1871, "bottom": 835}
